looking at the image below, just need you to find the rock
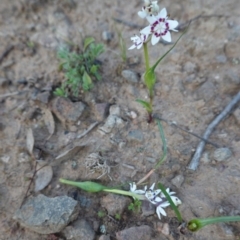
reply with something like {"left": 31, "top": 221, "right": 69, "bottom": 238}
{"left": 215, "top": 54, "right": 227, "bottom": 63}
{"left": 36, "top": 91, "right": 51, "bottom": 104}
{"left": 201, "top": 152, "right": 211, "bottom": 164}
{"left": 102, "top": 31, "right": 114, "bottom": 42}
{"left": 116, "top": 225, "right": 153, "bottom": 240}
{"left": 141, "top": 200, "right": 155, "bottom": 217}
{"left": 121, "top": 70, "right": 139, "bottom": 83}
{"left": 213, "top": 148, "right": 232, "bottom": 162}
{"left": 196, "top": 80, "right": 216, "bottom": 101}
{"left": 171, "top": 174, "right": 184, "bottom": 188}
{"left": 99, "top": 234, "right": 111, "bottom": 240}
{"left": 100, "top": 194, "right": 130, "bottom": 215}
{"left": 63, "top": 219, "right": 95, "bottom": 240}
{"left": 0, "top": 155, "right": 10, "bottom": 163}
{"left": 18, "top": 152, "right": 30, "bottom": 163}
{"left": 51, "top": 97, "right": 85, "bottom": 126}
{"left": 93, "top": 103, "right": 109, "bottom": 120}
{"left": 13, "top": 194, "right": 79, "bottom": 234}
{"left": 98, "top": 105, "right": 123, "bottom": 134}
{"left": 127, "top": 129, "right": 144, "bottom": 143}
{"left": 34, "top": 165, "right": 53, "bottom": 192}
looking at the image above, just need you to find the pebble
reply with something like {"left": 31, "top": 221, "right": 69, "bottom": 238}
{"left": 141, "top": 200, "right": 155, "bottom": 217}
{"left": 13, "top": 194, "right": 80, "bottom": 234}
{"left": 0, "top": 155, "right": 10, "bottom": 163}
{"left": 51, "top": 97, "right": 85, "bottom": 126}
{"left": 99, "top": 234, "right": 111, "bottom": 240}
{"left": 127, "top": 129, "right": 144, "bottom": 143}
{"left": 116, "top": 225, "right": 152, "bottom": 240}
{"left": 213, "top": 147, "right": 232, "bottom": 162}
{"left": 102, "top": 31, "right": 114, "bottom": 42}
{"left": 100, "top": 194, "right": 130, "bottom": 215}
{"left": 215, "top": 54, "right": 227, "bottom": 63}
{"left": 63, "top": 219, "right": 95, "bottom": 240}
{"left": 93, "top": 103, "right": 109, "bottom": 120}
{"left": 171, "top": 174, "right": 184, "bottom": 188}
{"left": 121, "top": 70, "right": 139, "bottom": 83}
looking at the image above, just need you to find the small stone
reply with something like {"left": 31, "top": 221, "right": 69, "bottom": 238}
{"left": 130, "top": 111, "right": 137, "bottom": 119}
{"left": 51, "top": 97, "right": 85, "bottom": 126}
{"left": 63, "top": 219, "right": 95, "bottom": 240}
{"left": 18, "top": 152, "right": 30, "bottom": 163}
{"left": 13, "top": 194, "right": 79, "bottom": 234}
{"left": 121, "top": 70, "right": 139, "bottom": 83}
{"left": 201, "top": 152, "right": 211, "bottom": 164}
{"left": 215, "top": 54, "right": 227, "bottom": 63}
{"left": 109, "top": 105, "right": 120, "bottom": 115}
{"left": 100, "top": 194, "right": 130, "bottom": 216}
{"left": 213, "top": 148, "right": 232, "bottom": 162}
{"left": 116, "top": 225, "right": 152, "bottom": 240}
{"left": 127, "top": 129, "right": 144, "bottom": 143}
{"left": 99, "top": 234, "right": 111, "bottom": 240}
{"left": 146, "top": 157, "right": 156, "bottom": 163}
{"left": 161, "top": 223, "right": 170, "bottom": 236}
{"left": 225, "top": 41, "right": 240, "bottom": 59}
{"left": 141, "top": 200, "right": 155, "bottom": 217}
{"left": 36, "top": 91, "right": 51, "bottom": 104}
{"left": 0, "top": 155, "right": 10, "bottom": 163}
{"left": 171, "top": 174, "right": 184, "bottom": 188}
{"left": 93, "top": 103, "right": 109, "bottom": 120}
{"left": 102, "top": 31, "right": 113, "bottom": 42}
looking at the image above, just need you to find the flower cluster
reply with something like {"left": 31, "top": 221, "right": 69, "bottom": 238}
{"left": 129, "top": 0, "right": 179, "bottom": 50}
{"left": 130, "top": 182, "right": 182, "bottom": 219}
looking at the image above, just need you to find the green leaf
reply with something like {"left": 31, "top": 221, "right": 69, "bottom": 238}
{"left": 158, "top": 183, "right": 182, "bottom": 222}
{"left": 83, "top": 37, "right": 95, "bottom": 51}
{"left": 82, "top": 70, "right": 93, "bottom": 90}
{"left": 136, "top": 99, "right": 152, "bottom": 113}
{"left": 53, "top": 88, "right": 66, "bottom": 97}
{"left": 59, "top": 178, "right": 106, "bottom": 192}
{"left": 152, "top": 26, "right": 189, "bottom": 71}
{"left": 144, "top": 68, "right": 156, "bottom": 98}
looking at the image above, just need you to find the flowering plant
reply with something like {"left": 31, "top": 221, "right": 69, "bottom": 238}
{"left": 129, "top": 0, "right": 185, "bottom": 123}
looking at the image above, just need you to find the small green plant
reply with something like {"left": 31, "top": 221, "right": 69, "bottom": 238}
{"left": 97, "top": 210, "right": 106, "bottom": 218}
{"left": 115, "top": 213, "right": 121, "bottom": 220}
{"left": 54, "top": 37, "right": 104, "bottom": 97}
{"left": 128, "top": 199, "right": 142, "bottom": 213}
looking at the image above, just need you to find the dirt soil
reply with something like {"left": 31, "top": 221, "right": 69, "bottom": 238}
{"left": 1, "top": 0, "right": 240, "bottom": 239}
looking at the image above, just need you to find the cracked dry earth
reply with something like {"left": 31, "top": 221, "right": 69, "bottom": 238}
{"left": 1, "top": 0, "right": 240, "bottom": 240}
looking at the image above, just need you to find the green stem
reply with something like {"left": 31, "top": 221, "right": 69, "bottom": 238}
{"left": 188, "top": 216, "right": 240, "bottom": 232}
{"left": 154, "top": 119, "right": 167, "bottom": 169}
{"left": 103, "top": 189, "right": 145, "bottom": 200}
{"left": 143, "top": 42, "right": 150, "bottom": 70}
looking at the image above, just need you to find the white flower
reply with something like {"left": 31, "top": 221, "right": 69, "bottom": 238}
{"left": 138, "top": 0, "right": 160, "bottom": 19}
{"left": 129, "top": 34, "right": 148, "bottom": 50}
{"left": 129, "top": 182, "right": 146, "bottom": 194}
{"left": 140, "top": 8, "right": 179, "bottom": 44}
{"left": 160, "top": 188, "right": 175, "bottom": 198}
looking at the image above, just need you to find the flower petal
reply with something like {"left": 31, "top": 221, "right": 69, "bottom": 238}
{"left": 140, "top": 26, "right": 151, "bottom": 35}
{"left": 151, "top": 34, "right": 160, "bottom": 45}
{"left": 134, "top": 189, "right": 146, "bottom": 194}
{"left": 138, "top": 9, "right": 147, "bottom": 18}
{"left": 150, "top": 183, "right": 156, "bottom": 191}
{"left": 146, "top": 15, "right": 157, "bottom": 24}
{"left": 167, "top": 20, "right": 179, "bottom": 30}
{"left": 162, "top": 31, "right": 171, "bottom": 42}
{"left": 156, "top": 206, "right": 167, "bottom": 219}
{"left": 128, "top": 44, "right": 136, "bottom": 50}
{"left": 158, "top": 8, "right": 167, "bottom": 19}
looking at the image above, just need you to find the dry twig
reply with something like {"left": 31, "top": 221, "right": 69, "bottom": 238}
{"left": 188, "top": 91, "right": 240, "bottom": 171}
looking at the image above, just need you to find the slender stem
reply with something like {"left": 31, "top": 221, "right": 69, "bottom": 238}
{"left": 143, "top": 42, "right": 150, "bottom": 70}
{"left": 154, "top": 119, "right": 167, "bottom": 169}
{"left": 103, "top": 189, "right": 145, "bottom": 200}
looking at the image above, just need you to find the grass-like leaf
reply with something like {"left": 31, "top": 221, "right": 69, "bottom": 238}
{"left": 158, "top": 183, "right": 182, "bottom": 222}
